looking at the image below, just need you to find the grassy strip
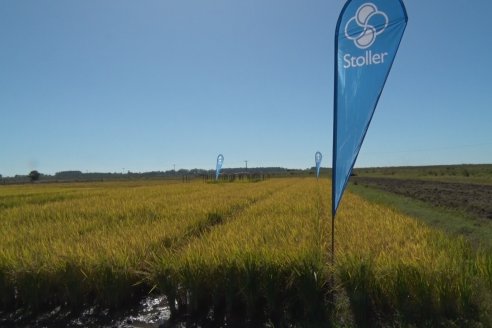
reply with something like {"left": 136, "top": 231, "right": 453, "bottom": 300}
{"left": 348, "top": 183, "right": 492, "bottom": 249}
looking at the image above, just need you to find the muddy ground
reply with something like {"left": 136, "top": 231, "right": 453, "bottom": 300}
{"left": 351, "top": 177, "right": 492, "bottom": 220}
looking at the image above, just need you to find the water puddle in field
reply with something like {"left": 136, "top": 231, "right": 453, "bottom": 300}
{"left": 0, "top": 295, "right": 176, "bottom": 328}
{"left": 0, "top": 295, "right": 251, "bottom": 327}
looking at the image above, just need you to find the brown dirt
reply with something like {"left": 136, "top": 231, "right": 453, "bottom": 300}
{"left": 351, "top": 177, "right": 492, "bottom": 220}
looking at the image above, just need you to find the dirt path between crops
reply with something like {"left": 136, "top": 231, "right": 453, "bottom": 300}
{"left": 351, "top": 177, "right": 492, "bottom": 220}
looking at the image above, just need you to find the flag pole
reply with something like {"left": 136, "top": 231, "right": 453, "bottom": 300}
{"left": 330, "top": 212, "right": 336, "bottom": 301}
{"left": 331, "top": 213, "right": 335, "bottom": 266}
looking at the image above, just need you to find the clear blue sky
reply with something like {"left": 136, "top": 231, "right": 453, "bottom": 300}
{"left": 1, "top": 0, "right": 491, "bottom": 177}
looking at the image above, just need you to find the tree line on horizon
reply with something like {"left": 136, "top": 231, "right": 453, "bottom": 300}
{"left": 1, "top": 167, "right": 333, "bottom": 183}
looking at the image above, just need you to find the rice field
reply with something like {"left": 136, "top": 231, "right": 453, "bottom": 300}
{"left": 1, "top": 178, "right": 492, "bottom": 326}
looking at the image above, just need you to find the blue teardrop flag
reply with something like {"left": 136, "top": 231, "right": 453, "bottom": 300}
{"left": 332, "top": 0, "right": 407, "bottom": 217}
{"left": 315, "top": 151, "right": 322, "bottom": 179}
{"left": 215, "top": 154, "right": 224, "bottom": 181}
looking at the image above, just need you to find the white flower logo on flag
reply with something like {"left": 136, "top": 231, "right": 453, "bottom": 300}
{"left": 345, "top": 3, "right": 389, "bottom": 49}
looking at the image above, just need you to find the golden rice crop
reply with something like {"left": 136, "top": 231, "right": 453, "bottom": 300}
{"left": 334, "top": 182, "right": 492, "bottom": 326}
{"left": 149, "top": 178, "right": 330, "bottom": 324}
{"left": 1, "top": 178, "right": 492, "bottom": 326}
{"left": 0, "top": 180, "right": 289, "bottom": 309}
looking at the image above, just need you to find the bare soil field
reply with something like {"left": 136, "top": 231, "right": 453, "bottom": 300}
{"left": 351, "top": 177, "right": 492, "bottom": 220}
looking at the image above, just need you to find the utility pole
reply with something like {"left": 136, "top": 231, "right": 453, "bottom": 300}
{"left": 244, "top": 160, "right": 248, "bottom": 171}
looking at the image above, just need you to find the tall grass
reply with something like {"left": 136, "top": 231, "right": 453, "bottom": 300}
{"left": 1, "top": 179, "right": 492, "bottom": 326}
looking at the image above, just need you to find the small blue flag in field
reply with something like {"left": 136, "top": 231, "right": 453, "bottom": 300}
{"left": 332, "top": 0, "right": 407, "bottom": 216}
{"left": 315, "top": 151, "right": 322, "bottom": 179}
{"left": 215, "top": 154, "right": 224, "bottom": 181}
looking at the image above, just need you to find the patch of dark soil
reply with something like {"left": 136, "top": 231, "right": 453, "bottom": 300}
{"left": 352, "top": 177, "right": 492, "bottom": 221}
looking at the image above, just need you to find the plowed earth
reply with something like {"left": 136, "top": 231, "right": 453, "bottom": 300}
{"left": 351, "top": 177, "right": 492, "bottom": 220}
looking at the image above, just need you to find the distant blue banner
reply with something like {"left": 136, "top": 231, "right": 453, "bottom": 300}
{"left": 332, "top": 0, "right": 407, "bottom": 216}
{"left": 315, "top": 151, "right": 322, "bottom": 179}
{"left": 215, "top": 154, "right": 224, "bottom": 181}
